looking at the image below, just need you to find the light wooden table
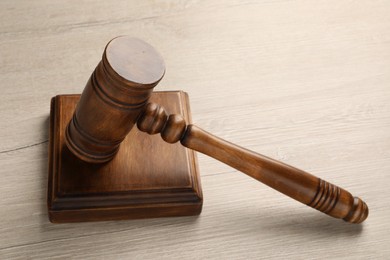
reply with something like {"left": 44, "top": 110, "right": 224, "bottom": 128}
{"left": 1, "top": 1, "right": 389, "bottom": 259}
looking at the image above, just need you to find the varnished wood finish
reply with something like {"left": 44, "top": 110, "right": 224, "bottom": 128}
{"left": 65, "top": 36, "right": 165, "bottom": 163}
{"left": 48, "top": 92, "right": 202, "bottom": 223}
{"left": 61, "top": 36, "right": 367, "bottom": 224}
{"left": 138, "top": 103, "right": 368, "bottom": 223}
{"left": 3, "top": 1, "right": 390, "bottom": 258}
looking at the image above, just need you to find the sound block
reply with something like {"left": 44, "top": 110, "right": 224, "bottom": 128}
{"left": 48, "top": 91, "right": 203, "bottom": 223}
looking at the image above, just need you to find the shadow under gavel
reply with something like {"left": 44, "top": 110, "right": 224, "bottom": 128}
{"left": 65, "top": 36, "right": 368, "bottom": 224}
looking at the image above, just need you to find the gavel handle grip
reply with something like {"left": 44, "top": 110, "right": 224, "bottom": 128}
{"left": 137, "top": 103, "right": 368, "bottom": 224}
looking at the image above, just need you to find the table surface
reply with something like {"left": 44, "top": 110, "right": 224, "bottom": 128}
{"left": 1, "top": 1, "right": 389, "bottom": 259}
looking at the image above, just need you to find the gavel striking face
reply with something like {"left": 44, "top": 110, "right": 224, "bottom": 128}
{"left": 65, "top": 36, "right": 368, "bottom": 224}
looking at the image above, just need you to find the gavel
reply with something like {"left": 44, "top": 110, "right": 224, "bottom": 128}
{"left": 65, "top": 36, "right": 368, "bottom": 224}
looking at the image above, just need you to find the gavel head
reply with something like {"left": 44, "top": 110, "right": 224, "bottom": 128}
{"left": 65, "top": 36, "right": 165, "bottom": 163}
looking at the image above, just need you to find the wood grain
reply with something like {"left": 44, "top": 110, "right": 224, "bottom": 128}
{"left": 1, "top": 0, "right": 390, "bottom": 259}
{"left": 48, "top": 92, "right": 202, "bottom": 223}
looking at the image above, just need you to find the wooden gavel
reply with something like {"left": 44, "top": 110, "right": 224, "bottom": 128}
{"left": 65, "top": 36, "right": 368, "bottom": 224}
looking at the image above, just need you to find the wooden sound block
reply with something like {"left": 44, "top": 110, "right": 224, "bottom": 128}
{"left": 48, "top": 91, "right": 203, "bottom": 223}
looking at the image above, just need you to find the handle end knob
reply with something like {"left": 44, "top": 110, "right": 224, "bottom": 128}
{"left": 343, "top": 197, "right": 369, "bottom": 224}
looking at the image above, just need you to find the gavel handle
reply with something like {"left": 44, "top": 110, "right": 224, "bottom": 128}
{"left": 137, "top": 103, "right": 368, "bottom": 224}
